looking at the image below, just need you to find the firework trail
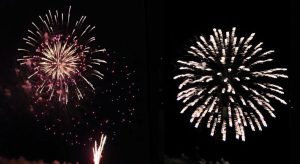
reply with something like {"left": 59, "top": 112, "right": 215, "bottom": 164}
{"left": 18, "top": 6, "right": 107, "bottom": 105}
{"left": 174, "top": 27, "right": 288, "bottom": 141}
{"left": 93, "top": 134, "right": 107, "bottom": 164}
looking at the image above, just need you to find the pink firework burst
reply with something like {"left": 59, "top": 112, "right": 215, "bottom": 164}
{"left": 18, "top": 6, "right": 107, "bottom": 105}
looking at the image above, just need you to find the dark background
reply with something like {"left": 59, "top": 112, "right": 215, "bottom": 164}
{"left": 0, "top": 0, "right": 297, "bottom": 164}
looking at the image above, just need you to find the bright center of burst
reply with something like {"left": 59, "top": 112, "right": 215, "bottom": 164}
{"left": 217, "top": 67, "right": 235, "bottom": 94}
{"left": 218, "top": 68, "right": 233, "bottom": 80}
{"left": 40, "top": 40, "right": 80, "bottom": 81}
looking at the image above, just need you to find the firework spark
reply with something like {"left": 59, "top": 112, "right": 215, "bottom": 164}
{"left": 26, "top": 53, "right": 137, "bottom": 146}
{"left": 93, "top": 134, "right": 107, "bottom": 164}
{"left": 18, "top": 6, "right": 106, "bottom": 105}
{"left": 174, "top": 27, "right": 288, "bottom": 141}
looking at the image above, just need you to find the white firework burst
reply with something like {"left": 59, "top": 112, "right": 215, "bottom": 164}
{"left": 174, "top": 27, "right": 288, "bottom": 141}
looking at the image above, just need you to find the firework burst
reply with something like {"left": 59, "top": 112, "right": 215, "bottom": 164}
{"left": 93, "top": 134, "right": 107, "bottom": 164}
{"left": 18, "top": 6, "right": 106, "bottom": 105}
{"left": 174, "top": 27, "right": 288, "bottom": 141}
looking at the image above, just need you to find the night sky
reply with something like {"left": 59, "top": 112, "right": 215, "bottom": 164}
{"left": 0, "top": 0, "right": 297, "bottom": 164}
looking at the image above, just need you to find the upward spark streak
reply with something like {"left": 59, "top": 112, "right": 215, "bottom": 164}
{"left": 93, "top": 134, "right": 107, "bottom": 164}
{"left": 174, "top": 27, "right": 288, "bottom": 141}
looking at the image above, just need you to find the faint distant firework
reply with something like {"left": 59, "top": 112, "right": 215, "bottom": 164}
{"left": 18, "top": 6, "right": 107, "bottom": 105}
{"left": 93, "top": 134, "right": 107, "bottom": 164}
{"left": 174, "top": 27, "right": 288, "bottom": 141}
